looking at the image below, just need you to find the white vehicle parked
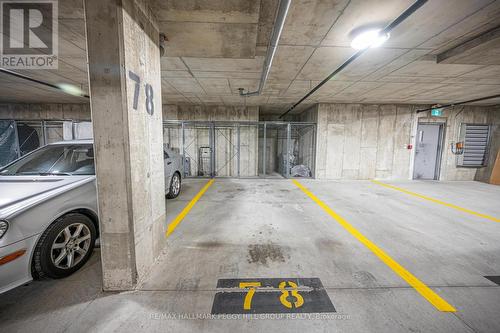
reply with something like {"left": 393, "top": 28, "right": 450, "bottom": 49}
{"left": 0, "top": 140, "right": 183, "bottom": 294}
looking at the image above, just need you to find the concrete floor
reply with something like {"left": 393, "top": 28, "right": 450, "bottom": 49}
{"left": 1, "top": 179, "right": 499, "bottom": 332}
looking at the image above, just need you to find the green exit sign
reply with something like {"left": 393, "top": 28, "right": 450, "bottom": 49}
{"left": 431, "top": 108, "right": 443, "bottom": 116}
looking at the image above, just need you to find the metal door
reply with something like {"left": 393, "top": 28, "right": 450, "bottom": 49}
{"left": 164, "top": 149, "right": 174, "bottom": 184}
{"left": 413, "top": 123, "right": 443, "bottom": 180}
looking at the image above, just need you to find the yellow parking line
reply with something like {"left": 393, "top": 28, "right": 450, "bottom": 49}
{"left": 292, "top": 179, "right": 456, "bottom": 312}
{"left": 166, "top": 179, "right": 215, "bottom": 237}
{"left": 371, "top": 180, "right": 500, "bottom": 223}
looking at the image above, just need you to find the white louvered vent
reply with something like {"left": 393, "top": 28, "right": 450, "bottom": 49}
{"left": 457, "top": 124, "right": 491, "bottom": 167}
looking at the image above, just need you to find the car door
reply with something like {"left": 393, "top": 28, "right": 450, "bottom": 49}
{"left": 164, "top": 149, "right": 173, "bottom": 191}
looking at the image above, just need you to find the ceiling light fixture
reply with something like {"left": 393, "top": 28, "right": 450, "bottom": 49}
{"left": 57, "top": 83, "right": 84, "bottom": 97}
{"left": 0, "top": 68, "right": 90, "bottom": 98}
{"left": 280, "top": 0, "right": 428, "bottom": 119}
{"left": 350, "top": 29, "right": 390, "bottom": 50}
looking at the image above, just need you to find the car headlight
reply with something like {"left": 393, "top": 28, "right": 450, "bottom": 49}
{"left": 0, "top": 220, "right": 8, "bottom": 239}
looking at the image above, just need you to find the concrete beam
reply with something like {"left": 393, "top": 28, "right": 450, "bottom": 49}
{"left": 437, "top": 26, "right": 500, "bottom": 65}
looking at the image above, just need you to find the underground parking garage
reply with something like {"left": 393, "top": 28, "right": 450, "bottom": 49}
{"left": 0, "top": 0, "right": 500, "bottom": 331}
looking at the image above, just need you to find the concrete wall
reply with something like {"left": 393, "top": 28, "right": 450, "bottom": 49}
{"left": 3, "top": 102, "right": 499, "bottom": 182}
{"left": 0, "top": 103, "right": 90, "bottom": 120}
{"left": 0, "top": 103, "right": 259, "bottom": 122}
{"left": 306, "top": 103, "right": 500, "bottom": 181}
{"left": 163, "top": 104, "right": 259, "bottom": 121}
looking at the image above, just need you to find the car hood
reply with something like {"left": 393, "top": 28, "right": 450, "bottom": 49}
{"left": 0, "top": 175, "right": 95, "bottom": 218}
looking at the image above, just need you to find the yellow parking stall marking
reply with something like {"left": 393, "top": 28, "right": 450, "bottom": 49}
{"left": 166, "top": 179, "right": 215, "bottom": 237}
{"left": 292, "top": 180, "right": 456, "bottom": 312}
{"left": 371, "top": 180, "right": 500, "bottom": 223}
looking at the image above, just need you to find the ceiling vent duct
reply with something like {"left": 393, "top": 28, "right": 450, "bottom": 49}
{"left": 457, "top": 124, "right": 491, "bottom": 167}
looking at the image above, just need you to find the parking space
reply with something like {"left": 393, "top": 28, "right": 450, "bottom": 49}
{"left": 1, "top": 178, "right": 499, "bottom": 332}
{"left": 299, "top": 180, "right": 500, "bottom": 291}
{"left": 370, "top": 180, "right": 500, "bottom": 221}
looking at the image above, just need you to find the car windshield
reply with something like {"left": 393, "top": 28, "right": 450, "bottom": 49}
{"left": 0, "top": 144, "right": 95, "bottom": 176}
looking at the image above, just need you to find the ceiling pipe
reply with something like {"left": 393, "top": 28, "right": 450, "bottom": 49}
{"left": 0, "top": 68, "right": 90, "bottom": 98}
{"left": 416, "top": 94, "right": 500, "bottom": 113}
{"left": 279, "top": 0, "right": 428, "bottom": 118}
{"left": 239, "top": 0, "right": 291, "bottom": 97}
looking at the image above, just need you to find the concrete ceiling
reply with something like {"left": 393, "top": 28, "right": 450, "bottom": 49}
{"left": 1, "top": 0, "right": 500, "bottom": 114}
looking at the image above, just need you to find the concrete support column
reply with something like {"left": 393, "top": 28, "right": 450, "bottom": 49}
{"left": 84, "top": 0, "right": 166, "bottom": 290}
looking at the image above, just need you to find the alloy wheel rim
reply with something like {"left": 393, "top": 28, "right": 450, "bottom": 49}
{"left": 172, "top": 175, "right": 180, "bottom": 194}
{"left": 51, "top": 223, "right": 91, "bottom": 269}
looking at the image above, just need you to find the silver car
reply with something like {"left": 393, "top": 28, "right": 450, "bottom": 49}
{"left": 0, "top": 140, "right": 183, "bottom": 294}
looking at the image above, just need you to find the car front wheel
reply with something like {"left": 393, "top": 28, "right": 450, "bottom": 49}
{"left": 33, "top": 213, "right": 96, "bottom": 279}
{"left": 166, "top": 172, "right": 181, "bottom": 199}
